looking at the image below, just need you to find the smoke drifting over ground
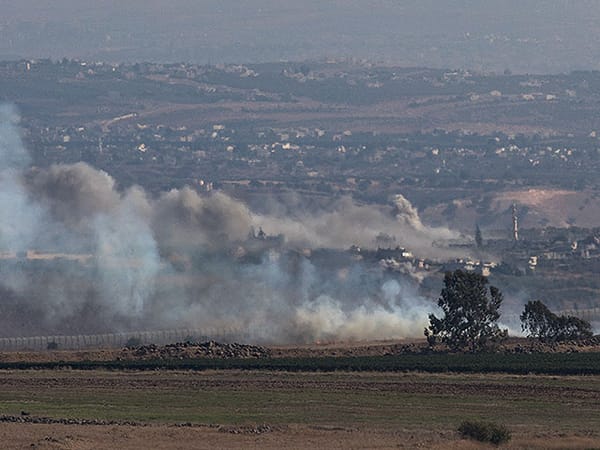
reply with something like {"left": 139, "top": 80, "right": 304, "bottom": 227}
{"left": 0, "top": 105, "right": 452, "bottom": 342}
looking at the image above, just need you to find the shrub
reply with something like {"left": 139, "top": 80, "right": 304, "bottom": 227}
{"left": 458, "top": 420, "right": 511, "bottom": 445}
{"left": 46, "top": 341, "right": 59, "bottom": 350}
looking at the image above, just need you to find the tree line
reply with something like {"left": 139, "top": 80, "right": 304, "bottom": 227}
{"left": 425, "top": 270, "right": 594, "bottom": 352}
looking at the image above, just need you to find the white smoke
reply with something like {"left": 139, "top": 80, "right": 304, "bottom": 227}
{"left": 0, "top": 104, "right": 449, "bottom": 342}
{"left": 0, "top": 105, "right": 43, "bottom": 254}
{"left": 294, "top": 280, "right": 429, "bottom": 342}
{"left": 94, "top": 188, "right": 161, "bottom": 316}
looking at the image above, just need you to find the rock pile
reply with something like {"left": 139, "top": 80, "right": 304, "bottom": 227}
{"left": 121, "top": 340, "right": 271, "bottom": 360}
{"left": 0, "top": 415, "right": 144, "bottom": 426}
{"left": 218, "top": 424, "right": 276, "bottom": 434}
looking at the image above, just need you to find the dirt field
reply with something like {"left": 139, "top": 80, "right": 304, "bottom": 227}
{"left": 0, "top": 369, "right": 599, "bottom": 449}
{"left": 5, "top": 422, "right": 600, "bottom": 450}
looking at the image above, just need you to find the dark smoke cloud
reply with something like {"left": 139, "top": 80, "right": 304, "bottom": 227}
{"left": 0, "top": 105, "right": 455, "bottom": 342}
{"left": 153, "top": 187, "right": 253, "bottom": 253}
{"left": 25, "top": 162, "right": 121, "bottom": 229}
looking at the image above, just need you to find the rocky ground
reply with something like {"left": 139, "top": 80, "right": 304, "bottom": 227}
{"left": 4, "top": 421, "right": 600, "bottom": 450}
{"left": 0, "top": 337, "right": 599, "bottom": 364}
{"left": 119, "top": 340, "right": 272, "bottom": 360}
{"left": 270, "top": 337, "right": 600, "bottom": 358}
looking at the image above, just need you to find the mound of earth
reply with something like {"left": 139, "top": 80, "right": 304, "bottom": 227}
{"left": 1, "top": 337, "right": 600, "bottom": 364}
{"left": 119, "top": 340, "right": 272, "bottom": 360}
{"left": 271, "top": 337, "right": 600, "bottom": 358}
{"left": 501, "top": 336, "right": 600, "bottom": 354}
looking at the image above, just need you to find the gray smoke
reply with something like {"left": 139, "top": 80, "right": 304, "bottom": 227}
{"left": 252, "top": 195, "right": 458, "bottom": 260}
{"left": 25, "top": 162, "right": 121, "bottom": 229}
{"left": 0, "top": 105, "right": 452, "bottom": 342}
{"left": 152, "top": 187, "right": 253, "bottom": 253}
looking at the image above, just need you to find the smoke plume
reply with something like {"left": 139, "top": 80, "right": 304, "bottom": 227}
{"left": 0, "top": 105, "right": 453, "bottom": 342}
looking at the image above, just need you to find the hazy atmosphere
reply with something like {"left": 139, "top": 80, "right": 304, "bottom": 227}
{"left": 0, "top": 1, "right": 599, "bottom": 342}
{"left": 0, "top": 104, "right": 453, "bottom": 341}
{"left": 3, "top": 0, "right": 600, "bottom": 73}
{"left": 2, "top": 3, "right": 600, "bottom": 449}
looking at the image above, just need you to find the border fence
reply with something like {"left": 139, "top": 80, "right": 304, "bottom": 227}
{"left": 0, "top": 327, "right": 250, "bottom": 351}
{"left": 503, "top": 307, "right": 600, "bottom": 325}
{"left": 0, "top": 307, "right": 598, "bottom": 352}
{"left": 556, "top": 307, "right": 600, "bottom": 323}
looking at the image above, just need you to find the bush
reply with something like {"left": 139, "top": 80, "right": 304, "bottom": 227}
{"left": 458, "top": 420, "right": 511, "bottom": 445}
{"left": 46, "top": 341, "right": 59, "bottom": 350}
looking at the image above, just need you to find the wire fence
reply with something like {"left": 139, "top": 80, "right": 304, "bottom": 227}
{"left": 556, "top": 307, "right": 600, "bottom": 323}
{"left": 503, "top": 307, "right": 600, "bottom": 324}
{"left": 2, "top": 307, "right": 598, "bottom": 352}
{"left": 0, "top": 327, "right": 249, "bottom": 351}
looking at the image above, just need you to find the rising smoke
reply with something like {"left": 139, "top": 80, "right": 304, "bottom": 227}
{"left": 0, "top": 105, "right": 456, "bottom": 342}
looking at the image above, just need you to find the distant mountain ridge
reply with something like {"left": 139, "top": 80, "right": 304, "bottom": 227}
{"left": 2, "top": 0, "right": 600, "bottom": 73}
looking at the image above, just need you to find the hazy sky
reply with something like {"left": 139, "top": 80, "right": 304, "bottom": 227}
{"left": 2, "top": 1, "right": 600, "bottom": 73}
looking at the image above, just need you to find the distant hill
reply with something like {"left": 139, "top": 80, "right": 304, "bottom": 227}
{"left": 423, "top": 188, "right": 600, "bottom": 231}
{"left": 2, "top": 0, "right": 600, "bottom": 73}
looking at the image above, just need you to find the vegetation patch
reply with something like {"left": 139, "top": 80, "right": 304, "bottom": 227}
{"left": 458, "top": 420, "right": 511, "bottom": 445}
{"left": 3, "top": 352, "right": 600, "bottom": 374}
{"left": 521, "top": 300, "right": 593, "bottom": 342}
{"left": 425, "top": 270, "right": 507, "bottom": 352}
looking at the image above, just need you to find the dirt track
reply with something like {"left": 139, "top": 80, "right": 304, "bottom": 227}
{"left": 0, "top": 422, "right": 498, "bottom": 450}
{"left": 6, "top": 422, "right": 600, "bottom": 450}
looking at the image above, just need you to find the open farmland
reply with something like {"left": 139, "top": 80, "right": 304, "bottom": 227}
{"left": 0, "top": 369, "right": 599, "bottom": 449}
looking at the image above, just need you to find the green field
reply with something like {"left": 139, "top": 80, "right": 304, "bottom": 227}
{"left": 3, "top": 352, "right": 600, "bottom": 375}
{"left": 0, "top": 369, "right": 599, "bottom": 435}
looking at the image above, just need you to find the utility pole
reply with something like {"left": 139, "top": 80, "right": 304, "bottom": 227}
{"left": 512, "top": 203, "right": 519, "bottom": 242}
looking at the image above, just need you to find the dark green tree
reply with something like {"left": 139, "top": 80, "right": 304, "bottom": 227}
{"left": 425, "top": 270, "right": 507, "bottom": 352}
{"left": 519, "top": 300, "right": 557, "bottom": 342}
{"left": 521, "top": 300, "right": 593, "bottom": 342}
{"left": 475, "top": 225, "right": 483, "bottom": 248}
{"left": 554, "top": 315, "right": 593, "bottom": 341}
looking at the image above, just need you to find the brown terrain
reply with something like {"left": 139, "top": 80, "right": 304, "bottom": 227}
{"left": 422, "top": 188, "right": 600, "bottom": 230}
{"left": 0, "top": 340, "right": 599, "bottom": 449}
{"left": 0, "top": 337, "right": 599, "bottom": 364}
{"left": 4, "top": 422, "right": 600, "bottom": 450}
{"left": 0, "top": 368, "right": 598, "bottom": 449}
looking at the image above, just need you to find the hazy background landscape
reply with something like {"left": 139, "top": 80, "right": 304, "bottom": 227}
{"left": 0, "top": 1, "right": 599, "bottom": 340}
{"left": 2, "top": 3, "right": 600, "bottom": 449}
{"left": 3, "top": 0, "right": 600, "bottom": 73}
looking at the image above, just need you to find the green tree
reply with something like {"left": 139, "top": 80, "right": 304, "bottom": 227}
{"left": 519, "top": 300, "right": 557, "bottom": 342}
{"left": 555, "top": 315, "right": 593, "bottom": 341}
{"left": 475, "top": 225, "right": 483, "bottom": 248}
{"left": 425, "top": 270, "right": 507, "bottom": 352}
{"left": 521, "top": 300, "right": 593, "bottom": 342}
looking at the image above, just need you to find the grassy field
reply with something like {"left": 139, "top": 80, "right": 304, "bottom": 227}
{"left": 1, "top": 369, "right": 599, "bottom": 448}
{"left": 4, "top": 352, "right": 600, "bottom": 374}
{"left": 0, "top": 370, "right": 599, "bottom": 434}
